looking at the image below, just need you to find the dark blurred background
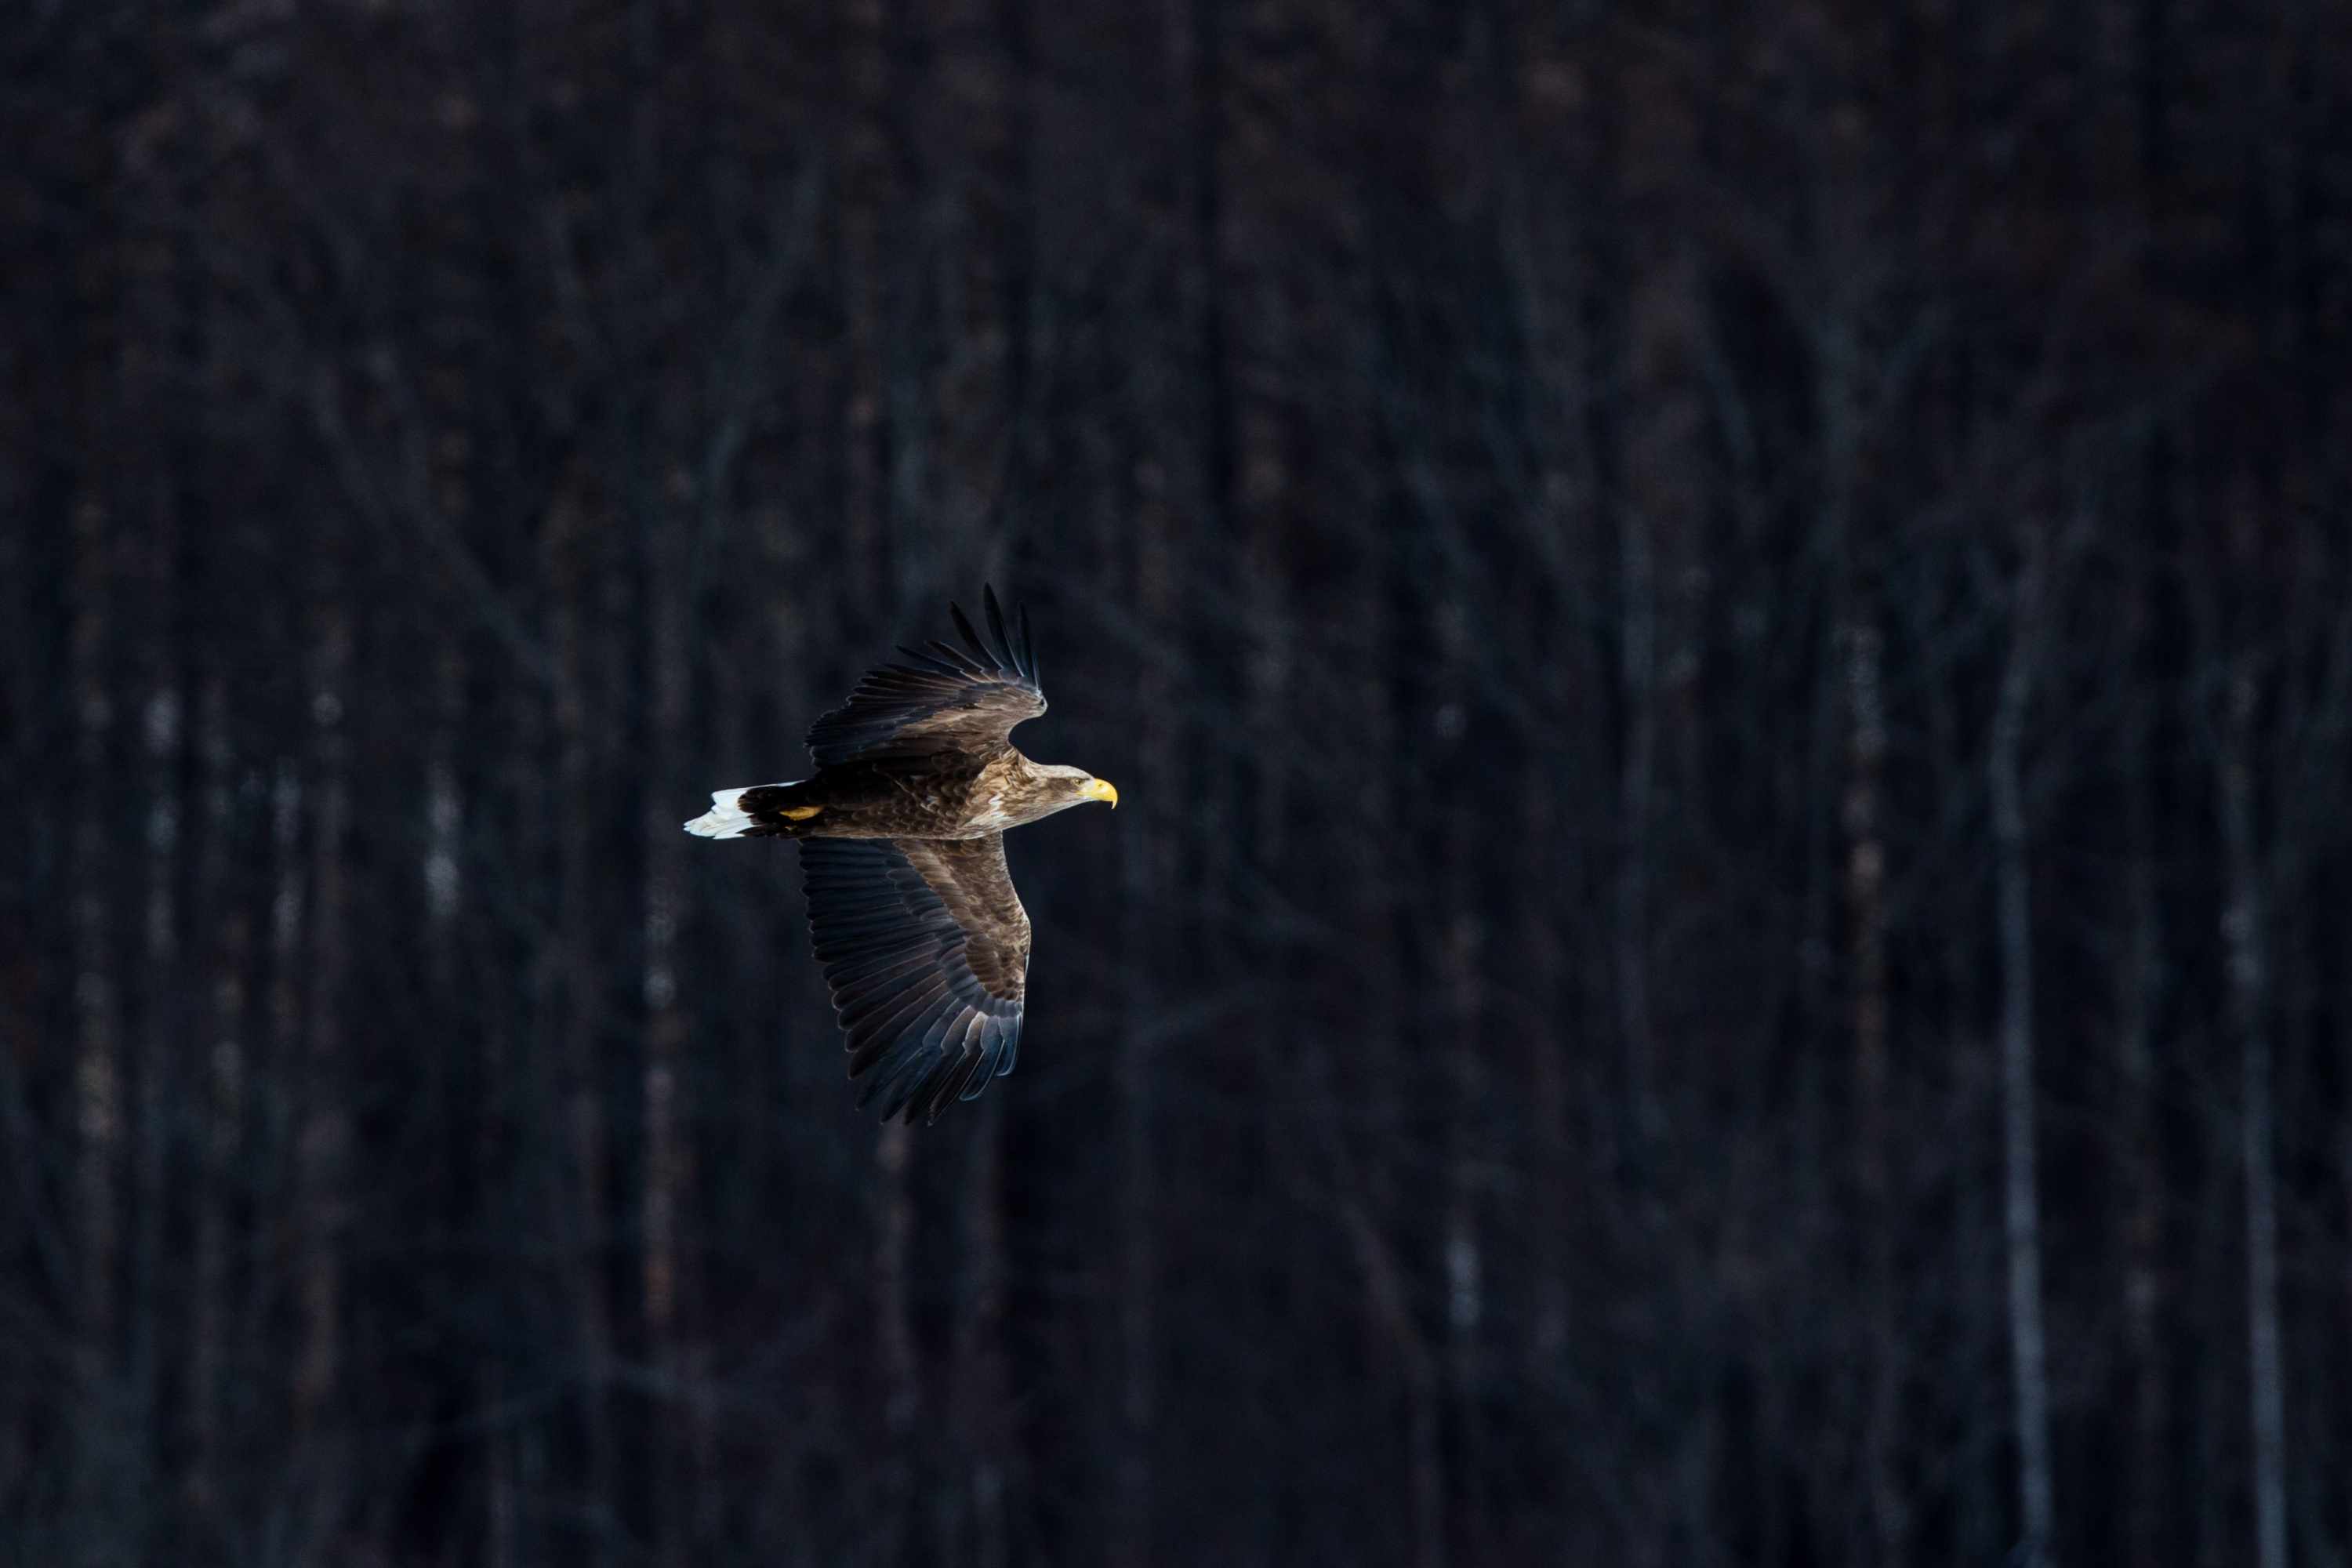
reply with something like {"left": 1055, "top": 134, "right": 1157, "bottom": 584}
{"left": 5, "top": 2, "right": 2351, "bottom": 1564}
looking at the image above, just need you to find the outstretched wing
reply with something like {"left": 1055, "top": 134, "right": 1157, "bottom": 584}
{"left": 804, "top": 586, "right": 1044, "bottom": 768}
{"left": 798, "top": 833, "right": 1030, "bottom": 1124}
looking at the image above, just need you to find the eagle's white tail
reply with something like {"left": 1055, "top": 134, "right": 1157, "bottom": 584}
{"left": 684, "top": 786, "right": 757, "bottom": 839}
{"left": 684, "top": 780, "right": 815, "bottom": 838}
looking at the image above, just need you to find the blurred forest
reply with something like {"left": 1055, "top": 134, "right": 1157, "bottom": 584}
{"left": 5, "top": 0, "right": 2352, "bottom": 1564}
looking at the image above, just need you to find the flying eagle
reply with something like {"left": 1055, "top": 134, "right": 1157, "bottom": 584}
{"left": 684, "top": 588, "right": 1116, "bottom": 1124}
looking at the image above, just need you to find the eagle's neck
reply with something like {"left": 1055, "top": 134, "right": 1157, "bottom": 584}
{"left": 965, "top": 750, "right": 1076, "bottom": 833}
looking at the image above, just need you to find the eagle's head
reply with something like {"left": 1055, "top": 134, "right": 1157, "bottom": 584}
{"left": 1029, "top": 761, "right": 1119, "bottom": 812}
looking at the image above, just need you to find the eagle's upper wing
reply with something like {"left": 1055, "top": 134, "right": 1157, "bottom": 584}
{"left": 799, "top": 833, "right": 1030, "bottom": 1124}
{"left": 804, "top": 586, "right": 1045, "bottom": 767}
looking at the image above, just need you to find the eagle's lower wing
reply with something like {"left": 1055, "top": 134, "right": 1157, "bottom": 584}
{"left": 804, "top": 586, "right": 1045, "bottom": 767}
{"left": 799, "top": 833, "right": 1030, "bottom": 1124}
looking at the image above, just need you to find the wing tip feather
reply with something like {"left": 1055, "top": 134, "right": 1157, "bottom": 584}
{"left": 982, "top": 586, "right": 1014, "bottom": 673}
{"left": 949, "top": 601, "right": 990, "bottom": 667}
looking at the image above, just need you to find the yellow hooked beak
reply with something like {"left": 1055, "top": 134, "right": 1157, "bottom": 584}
{"left": 1083, "top": 777, "right": 1119, "bottom": 808}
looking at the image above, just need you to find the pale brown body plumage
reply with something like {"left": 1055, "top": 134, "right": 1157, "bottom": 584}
{"left": 683, "top": 589, "right": 1115, "bottom": 1123}
{"left": 731, "top": 748, "right": 1087, "bottom": 841}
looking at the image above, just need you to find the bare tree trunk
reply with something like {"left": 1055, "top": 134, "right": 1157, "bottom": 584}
{"left": 842, "top": 0, "right": 893, "bottom": 613}
{"left": 546, "top": 492, "right": 615, "bottom": 1561}
{"left": 294, "top": 537, "right": 351, "bottom": 1439}
{"left": 1494, "top": 43, "right": 1578, "bottom": 1384}
{"left": 1846, "top": 616, "right": 1902, "bottom": 1563}
{"left": 1352, "top": 283, "right": 1445, "bottom": 1566}
{"left": 186, "top": 670, "right": 245, "bottom": 1519}
{"left": 1523, "top": 754, "right": 1572, "bottom": 1364}
{"left": 425, "top": 656, "right": 466, "bottom": 989}
{"left": 942, "top": 5, "right": 1027, "bottom": 1548}
{"left": 68, "top": 493, "right": 122, "bottom": 1548}
{"left": 2129, "top": 20, "right": 2181, "bottom": 1566}
{"left": 1396, "top": 619, "right": 1446, "bottom": 1568}
{"left": 642, "top": 487, "right": 693, "bottom": 1568}
{"left": 873, "top": 1116, "right": 920, "bottom": 1560}
{"left": 2118, "top": 538, "right": 2168, "bottom": 1568}
{"left": 2217, "top": 660, "right": 2288, "bottom": 1568}
{"left": 834, "top": 2, "right": 919, "bottom": 1548}
{"left": 129, "top": 641, "right": 179, "bottom": 1514}
{"left": 1916, "top": 615, "right": 2001, "bottom": 1566}
{"left": 264, "top": 752, "right": 305, "bottom": 1241}
{"left": 1441, "top": 908, "right": 1484, "bottom": 1552}
{"left": 1615, "top": 499, "right": 1659, "bottom": 1154}
{"left": 1515, "top": 457, "right": 1577, "bottom": 1389}
{"left": 260, "top": 743, "right": 307, "bottom": 1533}
{"left": 1813, "top": 267, "right": 1907, "bottom": 1563}
{"left": 2191, "top": 1144, "right": 2232, "bottom": 1568}
{"left": 1112, "top": 459, "right": 1177, "bottom": 1568}
{"left": 955, "top": 1098, "right": 1012, "bottom": 1568}
{"left": 1990, "top": 537, "right": 2053, "bottom": 1568}
{"left": 1612, "top": 359, "right": 1656, "bottom": 1175}
{"left": 1439, "top": 590, "right": 1485, "bottom": 1561}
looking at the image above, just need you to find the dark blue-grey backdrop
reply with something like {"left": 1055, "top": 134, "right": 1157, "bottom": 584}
{"left": 5, "top": 2, "right": 2350, "bottom": 1564}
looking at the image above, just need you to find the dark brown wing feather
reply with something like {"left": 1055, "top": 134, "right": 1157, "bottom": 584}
{"left": 798, "top": 833, "right": 1030, "bottom": 1124}
{"left": 804, "top": 586, "right": 1044, "bottom": 768}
